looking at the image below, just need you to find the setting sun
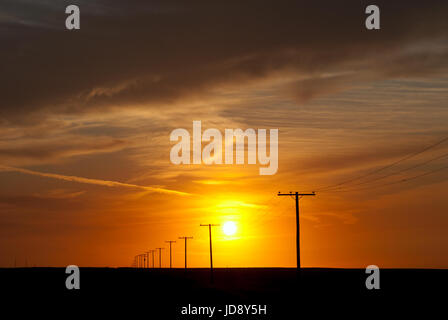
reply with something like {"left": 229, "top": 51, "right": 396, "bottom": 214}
{"left": 223, "top": 221, "right": 237, "bottom": 236}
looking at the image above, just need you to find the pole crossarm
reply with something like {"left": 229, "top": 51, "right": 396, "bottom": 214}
{"left": 278, "top": 192, "right": 316, "bottom": 196}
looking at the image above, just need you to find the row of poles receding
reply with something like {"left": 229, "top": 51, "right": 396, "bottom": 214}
{"left": 133, "top": 236, "right": 192, "bottom": 269}
{"left": 133, "top": 192, "right": 315, "bottom": 276}
{"left": 132, "top": 224, "right": 221, "bottom": 281}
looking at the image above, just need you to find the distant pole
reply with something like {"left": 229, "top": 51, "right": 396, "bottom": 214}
{"left": 150, "top": 250, "right": 155, "bottom": 268}
{"left": 179, "top": 236, "right": 193, "bottom": 269}
{"left": 200, "top": 224, "right": 220, "bottom": 282}
{"left": 278, "top": 191, "right": 315, "bottom": 270}
{"left": 165, "top": 241, "right": 176, "bottom": 268}
{"left": 143, "top": 254, "right": 147, "bottom": 269}
{"left": 145, "top": 251, "right": 151, "bottom": 268}
{"left": 156, "top": 248, "right": 164, "bottom": 268}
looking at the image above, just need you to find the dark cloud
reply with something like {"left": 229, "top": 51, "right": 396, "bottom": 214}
{"left": 0, "top": 0, "right": 447, "bottom": 122}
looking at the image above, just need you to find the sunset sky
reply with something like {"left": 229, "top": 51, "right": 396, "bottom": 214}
{"left": 1, "top": 0, "right": 448, "bottom": 268}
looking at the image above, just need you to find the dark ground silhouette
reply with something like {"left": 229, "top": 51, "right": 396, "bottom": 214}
{"left": 1, "top": 267, "right": 446, "bottom": 318}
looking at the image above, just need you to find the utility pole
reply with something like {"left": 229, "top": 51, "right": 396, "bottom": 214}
{"left": 149, "top": 250, "right": 155, "bottom": 268}
{"left": 200, "top": 224, "right": 220, "bottom": 282}
{"left": 145, "top": 252, "right": 150, "bottom": 268}
{"left": 138, "top": 254, "right": 143, "bottom": 268}
{"left": 278, "top": 191, "right": 315, "bottom": 270}
{"left": 156, "top": 248, "right": 164, "bottom": 268}
{"left": 165, "top": 241, "right": 176, "bottom": 268}
{"left": 145, "top": 251, "right": 152, "bottom": 268}
{"left": 179, "top": 236, "right": 193, "bottom": 269}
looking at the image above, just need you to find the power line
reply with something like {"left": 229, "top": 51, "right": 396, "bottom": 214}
{"left": 316, "top": 135, "right": 448, "bottom": 192}
{"left": 322, "top": 151, "right": 448, "bottom": 192}
{"left": 327, "top": 164, "right": 448, "bottom": 193}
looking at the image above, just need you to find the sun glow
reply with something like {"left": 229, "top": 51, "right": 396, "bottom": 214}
{"left": 223, "top": 221, "right": 237, "bottom": 236}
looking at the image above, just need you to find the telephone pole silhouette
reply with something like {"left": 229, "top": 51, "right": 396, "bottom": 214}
{"left": 278, "top": 191, "right": 315, "bottom": 270}
{"left": 200, "top": 224, "right": 220, "bottom": 282}
{"left": 148, "top": 250, "right": 155, "bottom": 268}
{"left": 156, "top": 247, "right": 164, "bottom": 268}
{"left": 138, "top": 254, "right": 145, "bottom": 268}
{"left": 179, "top": 236, "right": 193, "bottom": 269}
{"left": 145, "top": 251, "right": 152, "bottom": 268}
{"left": 165, "top": 241, "right": 176, "bottom": 268}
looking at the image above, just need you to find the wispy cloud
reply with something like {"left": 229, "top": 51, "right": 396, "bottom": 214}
{"left": 0, "top": 165, "right": 190, "bottom": 196}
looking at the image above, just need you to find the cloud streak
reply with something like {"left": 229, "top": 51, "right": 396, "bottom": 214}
{"left": 0, "top": 165, "right": 190, "bottom": 196}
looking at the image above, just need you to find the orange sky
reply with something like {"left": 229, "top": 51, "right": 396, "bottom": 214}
{"left": 0, "top": 0, "right": 448, "bottom": 268}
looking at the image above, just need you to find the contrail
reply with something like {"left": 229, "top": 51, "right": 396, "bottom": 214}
{"left": 0, "top": 165, "right": 190, "bottom": 196}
